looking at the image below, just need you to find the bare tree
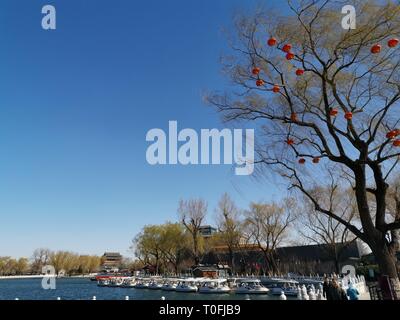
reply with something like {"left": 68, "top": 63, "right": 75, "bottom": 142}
{"left": 214, "top": 193, "right": 243, "bottom": 273}
{"left": 243, "top": 200, "right": 294, "bottom": 274}
{"left": 297, "top": 170, "right": 358, "bottom": 273}
{"left": 31, "top": 248, "right": 51, "bottom": 274}
{"left": 207, "top": 0, "right": 400, "bottom": 290}
{"left": 178, "top": 198, "right": 208, "bottom": 265}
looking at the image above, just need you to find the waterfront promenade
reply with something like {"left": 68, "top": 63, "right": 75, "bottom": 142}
{"left": 0, "top": 275, "right": 51, "bottom": 280}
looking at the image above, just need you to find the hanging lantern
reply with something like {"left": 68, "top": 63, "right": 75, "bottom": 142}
{"left": 312, "top": 157, "right": 320, "bottom": 164}
{"left": 371, "top": 44, "right": 382, "bottom": 54}
{"left": 345, "top": 112, "right": 353, "bottom": 120}
{"left": 298, "top": 158, "right": 306, "bottom": 164}
{"left": 393, "top": 139, "right": 400, "bottom": 147}
{"left": 388, "top": 38, "right": 399, "bottom": 48}
{"left": 282, "top": 44, "right": 292, "bottom": 53}
{"left": 386, "top": 130, "right": 397, "bottom": 139}
{"left": 290, "top": 112, "right": 298, "bottom": 122}
{"left": 256, "top": 79, "right": 265, "bottom": 87}
{"left": 252, "top": 67, "right": 261, "bottom": 75}
{"left": 286, "top": 52, "right": 295, "bottom": 60}
{"left": 329, "top": 108, "right": 338, "bottom": 117}
{"left": 296, "top": 69, "right": 305, "bottom": 76}
{"left": 286, "top": 138, "right": 295, "bottom": 145}
{"left": 272, "top": 85, "right": 280, "bottom": 93}
{"left": 268, "top": 37, "right": 277, "bottom": 46}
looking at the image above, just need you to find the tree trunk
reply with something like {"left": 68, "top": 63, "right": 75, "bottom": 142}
{"left": 372, "top": 242, "right": 400, "bottom": 299}
{"left": 269, "top": 252, "right": 279, "bottom": 274}
{"left": 262, "top": 251, "right": 278, "bottom": 274}
{"left": 353, "top": 165, "right": 399, "bottom": 297}
{"left": 193, "top": 233, "right": 199, "bottom": 265}
{"left": 228, "top": 247, "right": 235, "bottom": 274}
{"left": 333, "top": 246, "right": 340, "bottom": 274}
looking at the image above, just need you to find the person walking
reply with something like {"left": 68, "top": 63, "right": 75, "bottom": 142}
{"left": 323, "top": 277, "right": 331, "bottom": 300}
{"left": 329, "top": 279, "right": 348, "bottom": 300}
{"left": 346, "top": 282, "right": 360, "bottom": 300}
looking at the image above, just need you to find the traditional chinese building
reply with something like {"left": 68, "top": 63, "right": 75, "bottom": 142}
{"left": 101, "top": 252, "right": 123, "bottom": 271}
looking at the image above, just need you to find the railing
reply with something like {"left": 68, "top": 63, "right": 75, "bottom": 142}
{"left": 368, "top": 284, "right": 383, "bottom": 300}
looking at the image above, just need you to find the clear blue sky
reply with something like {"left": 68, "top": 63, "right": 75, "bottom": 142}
{"left": 0, "top": 0, "right": 286, "bottom": 258}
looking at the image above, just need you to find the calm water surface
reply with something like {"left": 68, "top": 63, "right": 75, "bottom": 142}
{"left": 0, "top": 278, "right": 284, "bottom": 300}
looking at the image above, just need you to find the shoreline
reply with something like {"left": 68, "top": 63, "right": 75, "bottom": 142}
{"left": 0, "top": 274, "right": 94, "bottom": 280}
{"left": 0, "top": 275, "right": 49, "bottom": 280}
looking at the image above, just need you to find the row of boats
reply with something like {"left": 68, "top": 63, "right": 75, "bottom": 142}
{"left": 97, "top": 276, "right": 304, "bottom": 296}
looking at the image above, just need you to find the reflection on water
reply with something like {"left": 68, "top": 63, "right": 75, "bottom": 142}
{"left": 0, "top": 278, "right": 285, "bottom": 300}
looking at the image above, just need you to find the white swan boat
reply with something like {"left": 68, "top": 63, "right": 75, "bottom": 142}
{"left": 175, "top": 279, "right": 198, "bottom": 293}
{"left": 234, "top": 279, "right": 269, "bottom": 294}
{"left": 97, "top": 279, "right": 110, "bottom": 287}
{"left": 199, "top": 279, "right": 231, "bottom": 294}
{"left": 134, "top": 278, "right": 150, "bottom": 289}
{"left": 161, "top": 279, "right": 178, "bottom": 291}
{"left": 108, "top": 277, "right": 125, "bottom": 287}
{"left": 120, "top": 277, "right": 136, "bottom": 288}
{"left": 148, "top": 279, "right": 163, "bottom": 290}
{"left": 264, "top": 278, "right": 299, "bottom": 296}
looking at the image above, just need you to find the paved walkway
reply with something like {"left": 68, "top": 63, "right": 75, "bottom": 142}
{"left": 359, "top": 291, "right": 371, "bottom": 300}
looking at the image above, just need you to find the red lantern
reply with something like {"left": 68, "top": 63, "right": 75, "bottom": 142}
{"left": 290, "top": 113, "right": 298, "bottom": 122}
{"left": 268, "top": 37, "right": 277, "bottom": 46}
{"left": 286, "top": 138, "right": 295, "bottom": 145}
{"left": 394, "top": 129, "right": 400, "bottom": 136}
{"left": 282, "top": 44, "right": 292, "bottom": 53}
{"left": 329, "top": 108, "right": 338, "bottom": 117}
{"left": 256, "top": 79, "right": 265, "bottom": 87}
{"left": 371, "top": 44, "right": 382, "bottom": 54}
{"left": 388, "top": 38, "right": 399, "bottom": 48}
{"left": 345, "top": 112, "right": 353, "bottom": 120}
{"left": 252, "top": 67, "right": 261, "bottom": 75}
{"left": 393, "top": 139, "right": 400, "bottom": 147}
{"left": 298, "top": 158, "right": 306, "bottom": 164}
{"left": 272, "top": 85, "right": 280, "bottom": 93}
{"left": 296, "top": 69, "right": 305, "bottom": 76}
{"left": 312, "top": 157, "right": 320, "bottom": 164}
{"left": 286, "top": 52, "right": 295, "bottom": 60}
{"left": 386, "top": 130, "right": 397, "bottom": 139}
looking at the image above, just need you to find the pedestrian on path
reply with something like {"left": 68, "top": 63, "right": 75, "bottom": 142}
{"left": 346, "top": 283, "right": 360, "bottom": 300}
{"left": 329, "top": 279, "right": 348, "bottom": 300}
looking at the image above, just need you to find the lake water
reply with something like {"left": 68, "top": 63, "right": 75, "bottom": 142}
{"left": 0, "top": 278, "right": 283, "bottom": 300}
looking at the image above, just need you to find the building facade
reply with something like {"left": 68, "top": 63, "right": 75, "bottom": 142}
{"left": 202, "top": 241, "right": 364, "bottom": 275}
{"left": 101, "top": 252, "right": 123, "bottom": 271}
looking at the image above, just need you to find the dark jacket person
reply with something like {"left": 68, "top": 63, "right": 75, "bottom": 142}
{"left": 330, "top": 279, "right": 348, "bottom": 300}
{"left": 323, "top": 277, "right": 331, "bottom": 300}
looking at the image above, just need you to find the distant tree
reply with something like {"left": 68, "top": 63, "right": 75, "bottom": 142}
{"left": 127, "top": 259, "right": 146, "bottom": 273}
{"left": 88, "top": 256, "right": 101, "bottom": 273}
{"left": 49, "top": 251, "right": 79, "bottom": 275}
{"left": 132, "top": 225, "right": 164, "bottom": 274}
{"left": 297, "top": 171, "right": 358, "bottom": 273}
{"left": 15, "top": 258, "right": 30, "bottom": 275}
{"left": 243, "top": 200, "right": 294, "bottom": 274}
{"left": 213, "top": 193, "right": 243, "bottom": 273}
{"left": 31, "top": 248, "right": 51, "bottom": 274}
{"left": 178, "top": 198, "right": 208, "bottom": 265}
{"left": 159, "top": 222, "right": 190, "bottom": 274}
{"left": 0, "top": 257, "right": 16, "bottom": 276}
